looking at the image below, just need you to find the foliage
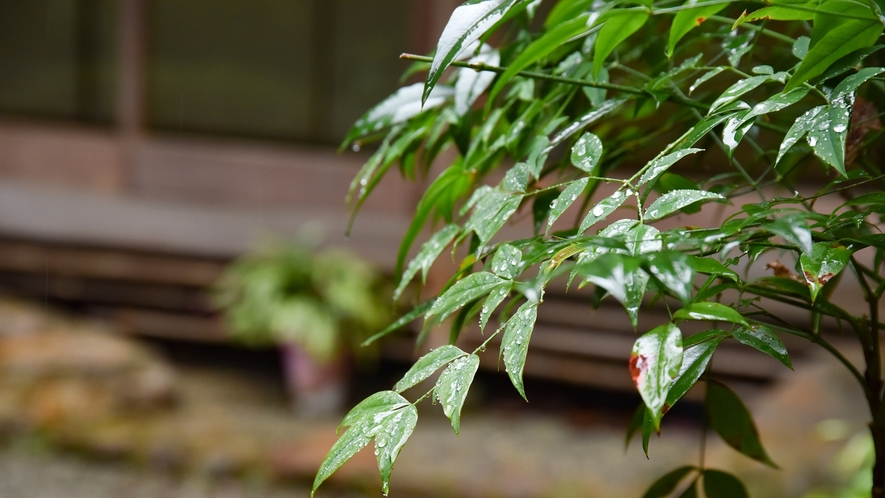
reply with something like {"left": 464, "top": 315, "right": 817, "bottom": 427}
{"left": 213, "top": 241, "right": 389, "bottom": 363}
{"left": 315, "top": 0, "right": 885, "bottom": 495}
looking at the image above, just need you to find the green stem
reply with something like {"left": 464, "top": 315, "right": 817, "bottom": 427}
{"left": 707, "top": 15, "right": 797, "bottom": 44}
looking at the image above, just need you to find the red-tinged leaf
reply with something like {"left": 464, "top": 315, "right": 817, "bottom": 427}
{"left": 631, "top": 323, "right": 683, "bottom": 429}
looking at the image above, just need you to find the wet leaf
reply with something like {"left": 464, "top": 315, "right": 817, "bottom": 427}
{"left": 502, "top": 301, "right": 539, "bottom": 399}
{"left": 708, "top": 75, "right": 772, "bottom": 114}
{"left": 395, "top": 345, "right": 467, "bottom": 392}
{"left": 721, "top": 87, "right": 811, "bottom": 152}
{"left": 738, "top": 0, "right": 816, "bottom": 26}
{"left": 793, "top": 36, "right": 810, "bottom": 59}
{"left": 765, "top": 215, "right": 814, "bottom": 254}
{"left": 703, "top": 469, "right": 749, "bottom": 498}
{"left": 807, "top": 93, "right": 853, "bottom": 175}
{"left": 668, "top": 1, "right": 727, "bottom": 57}
{"left": 345, "top": 84, "right": 455, "bottom": 146}
{"left": 424, "top": 0, "right": 521, "bottom": 104}
{"left": 733, "top": 325, "right": 792, "bottom": 369}
{"left": 799, "top": 242, "right": 851, "bottom": 303}
{"left": 786, "top": 0, "right": 882, "bottom": 91}
{"left": 571, "top": 132, "right": 604, "bottom": 173}
{"left": 428, "top": 272, "right": 508, "bottom": 322}
{"left": 502, "top": 162, "right": 532, "bottom": 193}
{"left": 576, "top": 253, "right": 649, "bottom": 327}
{"left": 594, "top": 9, "right": 650, "bottom": 77}
{"left": 674, "top": 302, "right": 749, "bottom": 325}
{"left": 645, "top": 190, "right": 725, "bottom": 221}
{"left": 395, "top": 224, "right": 461, "bottom": 300}
{"left": 643, "top": 252, "right": 695, "bottom": 303}
{"left": 479, "top": 283, "right": 512, "bottom": 330}
{"left": 455, "top": 45, "right": 500, "bottom": 116}
{"left": 689, "top": 67, "right": 725, "bottom": 94}
{"left": 683, "top": 329, "right": 729, "bottom": 348}
{"left": 638, "top": 148, "right": 704, "bottom": 186}
{"left": 548, "top": 178, "right": 590, "bottom": 231}
{"left": 550, "top": 98, "right": 629, "bottom": 148}
{"left": 631, "top": 323, "right": 683, "bottom": 429}
{"left": 832, "top": 67, "right": 885, "bottom": 100}
{"left": 579, "top": 189, "right": 630, "bottom": 234}
{"left": 643, "top": 466, "right": 697, "bottom": 498}
{"left": 464, "top": 188, "right": 524, "bottom": 246}
{"left": 666, "top": 337, "right": 723, "bottom": 409}
{"left": 688, "top": 257, "right": 739, "bottom": 282}
{"left": 313, "top": 391, "right": 416, "bottom": 497}
{"left": 706, "top": 381, "right": 777, "bottom": 467}
{"left": 434, "top": 354, "right": 481, "bottom": 434}
{"left": 489, "top": 244, "right": 523, "bottom": 279}
{"left": 776, "top": 105, "right": 826, "bottom": 165}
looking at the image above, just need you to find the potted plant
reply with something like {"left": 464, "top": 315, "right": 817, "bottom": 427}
{"left": 213, "top": 240, "right": 389, "bottom": 417}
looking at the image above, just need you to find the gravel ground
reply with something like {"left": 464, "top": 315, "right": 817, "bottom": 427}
{"left": 0, "top": 446, "right": 368, "bottom": 498}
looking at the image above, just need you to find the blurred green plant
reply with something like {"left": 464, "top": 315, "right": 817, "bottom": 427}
{"left": 213, "top": 241, "right": 390, "bottom": 363}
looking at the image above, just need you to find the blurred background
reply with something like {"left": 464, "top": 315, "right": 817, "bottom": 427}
{"left": 0, "top": 1, "right": 873, "bottom": 497}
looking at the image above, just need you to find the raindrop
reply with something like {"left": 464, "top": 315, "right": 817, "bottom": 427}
{"left": 352, "top": 143, "right": 361, "bottom": 152}
{"left": 592, "top": 205, "right": 605, "bottom": 217}
{"left": 550, "top": 200, "right": 558, "bottom": 209}
{"left": 360, "top": 178, "right": 368, "bottom": 186}
{"left": 808, "top": 136, "right": 818, "bottom": 147}
{"left": 833, "top": 123, "right": 847, "bottom": 133}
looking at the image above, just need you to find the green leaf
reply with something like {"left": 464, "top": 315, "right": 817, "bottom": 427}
{"left": 720, "top": 87, "right": 811, "bottom": 152}
{"left": 395, "top": 345, "right": 467, "bottom": 392}
{"left": 643, "top": 466, "right": 697, "bottom": 498}
{"left": 571, "top": 132, "right": 604, "bottom": 173}
{"left": 579, "top": 189, "right": 630, "bottom": 234}
{"left": 739, "top": 0, "right": 816, "bottom": 25}
{"left": 733, "top": 325, "right": 792, "bottom": 369}
{"left": 807, "top": 95, "right": 853, "bottom": 175}
{"left": 434, "top": 354, "right": 481, "bottom": 434}
{"left": 396, "top": 164, "right": 472, "bottom": 276}
{"left": 502, "top": 301, "right": 539, "bottom": 399}
{"left": 313, "top": 391, "right": 416, "bottom": 497}
{"left": 490, "top": 244, "right": 524, "bottom": 279}
{"left": 545, "top": 0, "right": 594, "bottom": 29}
{"left": 786, "top": 0, "right": 883, "bottom": 91}
{"left": 668, "top": 1, "right": 727, "bottom": 57}
{"left": 645, "top": 190, "right": 725, "bottom": 221}
{"left": 832, "top": 66, "right": 885, "bottom": 99}
{"left": 345, "top": 84, "right": 454, "bottom": 146}
{"left": 631, "top": 323, "right": 683, "bottom": 429}
{"left": 464, "top": 188, "right": 524, "bottom": 246}
{"left": 668, "top": 112, "right": 736, "bottom": 151}
{"left": 643, "top": 252, "right": 695, "bottom": 303}
{"left": 364, "top": 299, "right": 435, "bottom": 346}
{"left": 666, "top": 337, "right": 723, "bottom": 409}
{"left": 638, "top": 148, "right": 704, "bottom": 186}
{"left": 424, "top": 0, "right": 521, "bottom": 104}
{"left": 489, "top": 14, "right": 592, "bottom": 105}
{"left": 799, "top": 242, "right": 851, "bottom": 302}
{"left": 689, "top": 67, "right": 725, "bottom": 94}
{"left": 480, "top": 283, "right": 512, "bottom": 330}
{"left": 765, "top": 215, "right": 814, "bottom": 254}
{"left": 688, "top": 257, "right": 739, "bottom": 282}
{"left": 548, "top": 178, "right": 590, "bottom": 231}
{"left": 776, "top": 105, "right": 826, "bottom": 165}
{"left": 428, "top": 272, "right": 508, "bottom": 322}
{"left": 502, "top": 162, "right": 532, "bottom": 193}
{"left": 550, "top": 98, "right": 629, "bottom": 148}
{"left": 703, "top": 469, "right": 749, "bottom": 498}
{"left": 674, "top": 302, "right": 749, "bottom": 325}
{"left": 679, "top": 481, "right": 699, "bottom": 498}
{"left": 576, "top": 253, "right": 649, "bottom": 327}
{"left": 704, "top": 469, "right": 750, "bottom": 498}
{"left": 683, "top": 329, "right": 729, "bottom": 348}
{"left": 395, "top": 224, "right": 461, "bottom": 300}
{"left": 708, "top": 75, "right": 772, "bottom": 114}
{"left": 706, "top": 381, "right": 777, "bottom": 467}
{"left": 793, "top": 36, "right": 810, "bottom": 59}
{"left": 594, "top": 9, "right": 651, "bottom": 77}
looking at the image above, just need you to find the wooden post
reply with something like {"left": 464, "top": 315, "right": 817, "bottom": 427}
{"left": 117, "top": 0, "right": 147, "bottom": 187}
